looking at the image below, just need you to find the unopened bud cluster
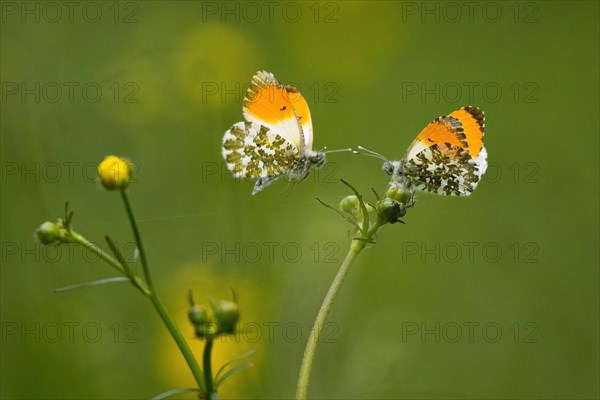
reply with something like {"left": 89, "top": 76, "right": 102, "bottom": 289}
{"left": 386, "top": 183, "right": 413, "bottom": 205}
{"left": 188, "top": 294, "right": 240, "bottom": 339}
{"left": 376, "top": 198, "right": 406, "bottom": 225}
{"left": 339, "top": 184, "right": 412, "bottom": 227}
{"left": 379, "top": 182, "right": 414, "bottom": 224}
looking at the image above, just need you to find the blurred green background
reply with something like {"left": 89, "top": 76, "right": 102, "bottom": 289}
{"left": 1, "top": 1, "right": 598, "bottom": 399}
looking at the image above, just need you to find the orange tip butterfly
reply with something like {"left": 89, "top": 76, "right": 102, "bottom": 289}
{"left": 222, "top": 71, "right": 350, "bottom": 195}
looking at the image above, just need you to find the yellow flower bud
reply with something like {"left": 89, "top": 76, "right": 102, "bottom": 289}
{"left": 97, "top": 156, "right": 133, "bottom": 190}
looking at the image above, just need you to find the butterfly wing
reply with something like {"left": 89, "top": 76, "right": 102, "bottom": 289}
{"left": 401, "top": 107, "right": 487, "bottom": 196}
{"left": 222, "top": 121, "right": 300, "bottom": 185}
{"left": 403, "top": 142, "right": 488, "bottom": 196}
{"left": 449, "top": 106, "right": 485, "bottom": 157}
{"left": 243, "top": 71, "right": 314, "bottom": 151}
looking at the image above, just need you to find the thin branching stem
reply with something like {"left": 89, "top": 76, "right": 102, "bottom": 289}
{"left": 120, "top": 189, "right": 153, "bottom": 288}
{"left": 203, "top": 338, "right": 218, "bottom": 399}
{"left": 119, "top": 189, "right": 207, "bottom": 393}
{"left": 296, "top": 220, "right": 382, "bottom": 400}
{"left": 70, "top": 231, "right": 126, "bottom": 275}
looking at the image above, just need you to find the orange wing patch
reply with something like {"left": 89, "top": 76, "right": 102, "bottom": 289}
{"left": 449, "top": 106, "right": 485, "bottom": 157}
{"left": 392, "top": 106, "right": 488, "bottom": 197}
{"left": 282, "top": 85, "right": 312, "bottom": 129}
{"left": 245, "top": 84, "right": 297, "bottom": 124}
{"left": 415, "top": 117, "right": 466, "bottom": 149}
{"left": 243, "top": 72, "right": 312, "bottom": 128}
{"left": 243, "top": 71, "right": 313, "bottom": 149}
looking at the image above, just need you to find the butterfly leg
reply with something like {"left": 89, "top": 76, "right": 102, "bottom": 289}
{"left": 252, "top": 175, "right": 281, "bottom": 195}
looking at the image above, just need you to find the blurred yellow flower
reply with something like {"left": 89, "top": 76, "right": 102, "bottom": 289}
{"left": 97, "top": 155, "right": 133, "bottom": 191}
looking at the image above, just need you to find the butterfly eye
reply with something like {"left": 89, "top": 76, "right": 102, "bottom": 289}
{"left": 308, "top": 154, "right": 325, "bottom": 167}
{"left": 382, "top": 161, "right": 394, "bottom": 175}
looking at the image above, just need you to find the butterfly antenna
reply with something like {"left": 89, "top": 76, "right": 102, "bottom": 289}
{"left": 354, "top": 145, "right": 389, "bottom": 161}
{"left": 321, "top": 146, "right": 353, "bottom": 154}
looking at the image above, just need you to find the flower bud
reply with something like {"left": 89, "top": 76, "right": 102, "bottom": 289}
{"left": 213, "top": 300, "right": 240, "bottom": 334}
{"left": 97, "top": 155, "right": 133, "bottom": 191}
{"left": 35, "top": 220, "right": 71, "bottom": 245}
{"left": 188, "top": 304, "right": 210, "bottom": 326}
{"left": 339, "top": 195, "right": 375, "bottom": 224}
{"left": 189, "top": 304, "right": 214, "bottom": 338}
{"left": 339, "top": 195, "right": 359, "bottom": 215}
{"left": 364, "top": 203, "right": 375, "bottom": 214}
{"left": 35, "top": 222, "right": 60, "bottom": 245}
{"left": 386, "top": 184, "right": 413, "bottom": 205}
{"left": 376, "top": 198, "right": 406, "bottom": 225}
{"left": 195, "top": 322, "right": 218, "bottom": 338}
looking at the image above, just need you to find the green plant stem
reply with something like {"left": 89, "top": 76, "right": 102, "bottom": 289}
{"left": 120, "top": 189, "right": 153, "bottom": 288}
{"left": 296, "top": 222, "right": 381, "bottom": 400}
{"left": 150, "top": 293, "right": 206, "bottom": 392}
{"left": 69, "top": 231, "right": 150, "bottom": 294}
{"left": 203, "top": 338, "right": 218, "bottom": 399}
{"left": 119, "top": 189, "right": 206, "bottom": 393}
{"left": 70, "top": 232, "right": 126, "bottom": 275}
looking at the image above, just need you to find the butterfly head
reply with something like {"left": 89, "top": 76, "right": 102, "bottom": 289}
{"left": 303, "top": 147, "right": 353, "bottom": 176}
{"left": 307, "top": 151, "right": 326, "bottom": 169}
{"left": 382, "top": 160, "right": 401, "bottom": 176}
{"left": 289, "top": 150, "right": 326, "bottom": 182}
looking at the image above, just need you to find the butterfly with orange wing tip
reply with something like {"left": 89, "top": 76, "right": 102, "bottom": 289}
{"left": 359, "top": 106, "right": 487, "bottom": 198}
{"left": 222, "top": 71, "right": 340, "bottom": 195}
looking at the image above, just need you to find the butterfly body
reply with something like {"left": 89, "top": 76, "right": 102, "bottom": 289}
{"left": 222, "top": 71, "right": 326, "bottom": 194}
{"left": 251, "top": 148, "right": 325, "bottom": 194}
{"left": 384, "top": 107, "right": 488, "bottom": 197}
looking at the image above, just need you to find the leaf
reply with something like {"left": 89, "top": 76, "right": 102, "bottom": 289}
{"left": 54, "top": 277, "right": 129, "bottom": 293}
{"left": 371, "top": 187, "right": 381, "bottom": 201}
{"left": 316, "top": 198, "right": 361, "bottom": 231}
{"left": 214, "top": 348, "right": 256, "bottom": 383}
{"left": 215, "top": 362, "right": 253, "bottom": 388}
{"left": 340, "top": 179, "right": 370, "bottom": 233}
{"left": 188, "top": 289, "right": 196, "bottom": 306}
{"left": 207, "top": 297, "right": 216, "bottom": 312}
{"left": 64, "top": 201, "right": 74, "bottom": 232}
{"left": 151, "top": 387, "right": 201, "bottom": 400}
{"left": 105, "top": 236, "right": 133, "bottom": 278}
